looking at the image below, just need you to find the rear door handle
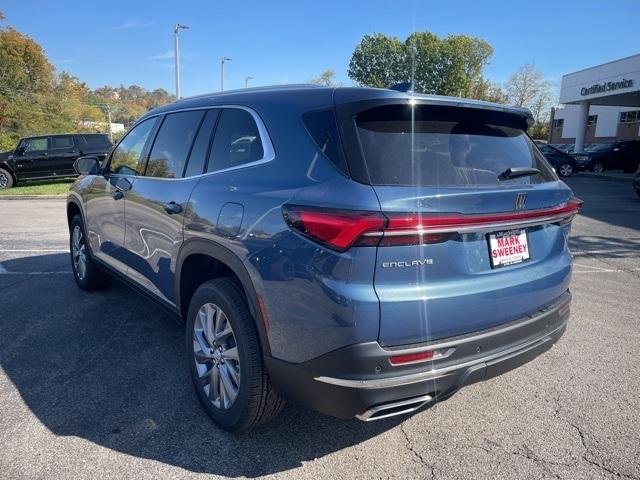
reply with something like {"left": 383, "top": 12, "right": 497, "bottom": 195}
{"left": 164, "top": 201, "right": 182, "bottom": 215}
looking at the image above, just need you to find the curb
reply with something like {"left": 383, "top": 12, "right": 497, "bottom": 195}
{"left": 0, "top": 195, "right": 66, "bottom": 200}
{"left": 576, "top": 172, "right": 634, "bottom": 183}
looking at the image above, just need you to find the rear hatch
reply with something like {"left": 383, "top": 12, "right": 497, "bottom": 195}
{"left": 335, "top": 96, "right": 578, "bottom": 347}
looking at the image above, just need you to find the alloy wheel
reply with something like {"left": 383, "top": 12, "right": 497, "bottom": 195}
{"left": 559, "top": 163, "right": 573, "bottom": 177}
{"left": 592, "top": 163, "right": 604, "bottom": 173}
{"left": 72, "top": 225, "right": 87, "bottom": 280}
{"left": 0, "top": 172, "right": 8, "bottom": 189}
{"left": 193, "top": 303, "right": 241, "bottom": 410}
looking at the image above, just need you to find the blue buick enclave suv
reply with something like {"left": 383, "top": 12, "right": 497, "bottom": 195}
{"left": 67, "top": 85, "right": 580, "bottom": 431}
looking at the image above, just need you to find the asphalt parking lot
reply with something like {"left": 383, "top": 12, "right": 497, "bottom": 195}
{"left": 0, "top": 176, "right": 638, "bottom": 480}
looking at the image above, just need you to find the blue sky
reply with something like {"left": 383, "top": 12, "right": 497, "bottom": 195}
{"left": 3, "top": 0, "right": 639, "bottom": 98}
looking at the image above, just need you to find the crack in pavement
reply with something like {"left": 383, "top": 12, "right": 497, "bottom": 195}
{"left": 399, "top": 420, "right": 436, "bottom": 479}
{"left": 550, "top": 392, "right": 640, "bottom": 480}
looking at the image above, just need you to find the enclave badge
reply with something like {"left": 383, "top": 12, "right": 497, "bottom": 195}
{"left": 382, "top": 259, "right": 434, "bottom": 268}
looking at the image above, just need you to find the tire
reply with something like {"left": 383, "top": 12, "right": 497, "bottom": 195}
{"left": 558, "top": 163, "right": 573, "bottom": 177}
{"left": 0, "top": 168, "right": 14, "bottom": 189}
{"left": 591, "top": 162, "right": 604, "bottom": 173}
{"left": 69, "top": 215, "right": 112, "bottom": 290}
{"left": 186, "top": 278, "right": 285, "bottom": 432}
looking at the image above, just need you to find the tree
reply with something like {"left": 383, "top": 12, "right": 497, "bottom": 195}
{"left": 308, "top": 69, "right": 340, "bottom": 87}
{"left": 469, "top": 78, "right": 508, "bottom": 104}
{"left": 505, "top": 64, "right": 552, "bottom": 139}
{"left": 0, "top": 17, "right": 56, "bottom": 149}
{"left": 348, "top": 31, "right": 494, "bottom": 97}
{"left": 348, "top": 33, "right": 405, "bottom": 89}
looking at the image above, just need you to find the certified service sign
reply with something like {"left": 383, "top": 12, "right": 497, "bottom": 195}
{"left": 581, "top": 78, "right": 634, "bottom": 96}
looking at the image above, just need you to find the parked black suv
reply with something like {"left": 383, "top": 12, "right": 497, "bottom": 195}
{"left": 0, "top": 133, "right": 112, "bottom": 189}
{"left": 573, "top": 140, "right": 640, "bottom": 173}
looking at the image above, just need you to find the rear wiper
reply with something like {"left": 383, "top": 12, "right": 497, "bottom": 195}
{"left": 498, "top": 167, "right": 540, "bottom": 181}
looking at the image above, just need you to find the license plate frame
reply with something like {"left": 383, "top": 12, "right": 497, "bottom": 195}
{"left": 487, "top": 229, "right": 531, "bottom": 269}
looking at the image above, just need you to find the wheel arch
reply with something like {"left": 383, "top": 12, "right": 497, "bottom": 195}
{"left": 175, "top": 238, "right": 271, "bottom": 356}
{"left": 66, "top": 196, "right": 84, "bottom": 231}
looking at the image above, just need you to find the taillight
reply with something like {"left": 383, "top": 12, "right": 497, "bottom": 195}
{"left": 282, "top": 206, "right": 385, "bottom": 251}
{"left": 283, "top": 198, "right": 583, "bottom": 252}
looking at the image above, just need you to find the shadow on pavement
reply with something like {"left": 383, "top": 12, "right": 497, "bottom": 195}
{"left": 0, "top": 253, "right": 402, "bottom": 477}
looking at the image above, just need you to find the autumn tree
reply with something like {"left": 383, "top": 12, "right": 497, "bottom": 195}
{"left": 505, "top": 64, "right": 553, "bottom": 139}
{"left": 0, "top": 14, "right": 56, "bottom": 149}
{"left": 308, "top": 69, "right": 341, "bottom": 87}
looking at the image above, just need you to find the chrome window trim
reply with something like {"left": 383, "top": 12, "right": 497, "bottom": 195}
{"left": 107, "top": 104, "right": 276, "bottom": 181}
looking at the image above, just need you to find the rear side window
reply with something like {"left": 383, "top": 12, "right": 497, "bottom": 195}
{"left": 207, "top": 109, "right": 263, "bottom": 173}
{"left": 351, "top": 104, "right": 556, "bottom": 187}
{"left": 146, "top": 110, "right": 205, "bottom": 178}
{"left": 302, "top": 108, "right": 348, "bottom": 174}
{"left": 80, "top": 135, "right": 112, "bottom": 149}
{"left": 50, "top": 136, "right": 74, "bottom": 149}
{"left": 109, "top": 117, "right": 157, "bottom": 175}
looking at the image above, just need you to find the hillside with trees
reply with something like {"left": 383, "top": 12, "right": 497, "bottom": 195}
{"left": 0, "top": 11, "right": 175, "bottom": 151}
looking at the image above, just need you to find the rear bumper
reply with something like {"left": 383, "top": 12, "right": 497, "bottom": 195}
{"left": 266, "top": 291, "right": 571, "bottom": 420}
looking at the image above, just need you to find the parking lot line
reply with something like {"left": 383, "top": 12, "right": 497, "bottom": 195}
{"left": 0, "top": 249, "right": 70, "bottom": 253}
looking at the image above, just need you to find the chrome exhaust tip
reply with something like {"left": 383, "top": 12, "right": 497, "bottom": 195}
{"left": 356, "top": 394, "right": 433, "bottom": 421}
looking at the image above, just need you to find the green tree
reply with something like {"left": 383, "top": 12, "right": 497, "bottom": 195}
{"left": 348, "top": 33, "right": 405, "bottom": 89}
{"left": 348, "top": 32, "right": 493, "bottom": 97}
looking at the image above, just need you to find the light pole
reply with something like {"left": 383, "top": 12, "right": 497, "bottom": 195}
{"left": 220, "top": 57, "right": 232, "bottom": 91}
{"left": 173, "top": 23, "right": 189, "bottom": 98}
{"left": 245, "top": 76, "right": 253, "bottom": 88}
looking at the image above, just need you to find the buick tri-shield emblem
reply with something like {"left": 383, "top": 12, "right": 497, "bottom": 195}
{"left": 515, "top": 193, "right": 527, "bottom": 210}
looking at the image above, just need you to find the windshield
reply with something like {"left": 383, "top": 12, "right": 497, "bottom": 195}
{"left": 351, "top": 104, "right": 556, "bottom": 187}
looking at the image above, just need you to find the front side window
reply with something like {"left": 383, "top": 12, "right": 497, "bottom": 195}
{"left": 50, "top": 136, "right": 74, "bottom": 149}
{"left": 22, "top": 137, "right": 48, "bottom": 152}
{"left": 109, "top": 118, "right": 157, "bottom": 175}
{"left": 207, "top": 109, "right": 264, "bottom": 173}
{"left": 145, "top": 110, "right": 205, "bottom": 178}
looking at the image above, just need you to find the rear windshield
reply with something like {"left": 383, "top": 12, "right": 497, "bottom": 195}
{"left": 352, "top": 104, "right": 556, "bottom": 187}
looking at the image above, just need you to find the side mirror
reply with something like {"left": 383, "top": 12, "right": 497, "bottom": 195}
{"left": 74, "top": 156, "right": 100, "bottom": 175}
{"left": 16, "top": 146, "right": 26, "bottom": 156}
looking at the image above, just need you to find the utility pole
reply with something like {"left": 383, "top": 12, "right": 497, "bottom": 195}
{"left": 245, "top": 76, "right": 253, "bottom": 88}
{"left": 174, "top": 24, "right": 189, "bottom": 98}
{"left": 221, "top": 57, "right": 232, "bottom": 91}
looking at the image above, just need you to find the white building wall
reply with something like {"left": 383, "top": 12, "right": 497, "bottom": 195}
{"left": 554, "top": 105, "right": 639, "bottom": 139}
{"left": 559, "top": 54, "right": 640, "bottom": 104}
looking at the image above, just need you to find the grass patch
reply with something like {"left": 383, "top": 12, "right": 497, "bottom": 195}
{"left": 0, "top": 178, "right": 75, "bottom": 196}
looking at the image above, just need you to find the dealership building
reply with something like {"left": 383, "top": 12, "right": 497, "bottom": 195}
{"left": 549, "top": 54, "right": 640, "bottom": 152}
